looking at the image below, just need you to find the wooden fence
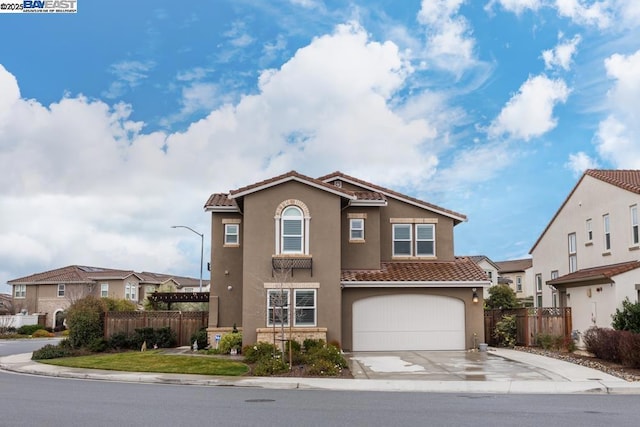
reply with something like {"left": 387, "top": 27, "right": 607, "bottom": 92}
{"left": 103, "top": 311, "right": 208, "bottom": 347}
{"left": 484, "top": 307, "right": 572, "bottom": 347}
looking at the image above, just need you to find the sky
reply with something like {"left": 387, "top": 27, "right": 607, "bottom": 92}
{"left": 1, "top": 0, "right": 639, "bottom": 294}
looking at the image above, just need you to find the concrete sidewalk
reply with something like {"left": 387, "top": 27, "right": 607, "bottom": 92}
{"left": 2, "top": 350, "right": 640, "bottom": 395}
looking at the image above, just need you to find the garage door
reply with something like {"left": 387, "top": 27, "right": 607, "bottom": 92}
{"left": 352, "top": 294, "right": 465, "bottom": 351}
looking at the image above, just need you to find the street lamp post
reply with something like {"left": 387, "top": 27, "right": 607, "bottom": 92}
{"left": 171, "top": 225, "right": 204, "bottom": 292}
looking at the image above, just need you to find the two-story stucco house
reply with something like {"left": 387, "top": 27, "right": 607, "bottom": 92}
{"left": 494, "top": 258, "right": 534, "bottom": 307}
{"left": 530, "top": 170, "right": 640, "bottom": 341}
{"left": 205, "top": 171, "right": 489, "bottom": 351}
{"left": 469, "top": 255, "right": 499, "bottom": 298}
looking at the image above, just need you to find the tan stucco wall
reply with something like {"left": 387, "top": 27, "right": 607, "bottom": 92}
{"left": 341, "top": 206, "right": 381, "bottom": 269}
{"left": 233, "top": 181, "right": 343, "bottom": 347}
{"left": 341, "top": 287, "right": 484, "bottom": 351}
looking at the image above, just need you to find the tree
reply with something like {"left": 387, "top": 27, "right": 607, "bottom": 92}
{"left": 485, "top": 284, "right": 519, "bottom": 309}
{"left": 612, "top": 298, "right": 640, "bottom": 333}
{"left": 66, "top": 296, "right": 106, "bottom": 348}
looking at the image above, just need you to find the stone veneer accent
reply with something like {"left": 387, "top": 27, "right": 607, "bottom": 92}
{"left": 255, "top": 327, "right": 327, "bottom": 344}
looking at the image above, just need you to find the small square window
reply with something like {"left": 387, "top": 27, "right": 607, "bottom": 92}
{"left": 350, "top": 218, "right": 364, "bottom": 241}
{"left": 225, "top": 224, "right": 239, "bottom": 245}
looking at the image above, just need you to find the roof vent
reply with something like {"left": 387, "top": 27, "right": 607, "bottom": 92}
{"left": 334, "top": 180, "right": 342, "bottom": 188}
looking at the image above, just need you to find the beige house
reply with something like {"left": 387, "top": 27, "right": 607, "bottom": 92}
{"left": 494, "top": 258, "right": 534, "bottom": 306}
{"left": 8, "top": 266, "right": 208, "bottom": 329}
{"left": 205, "top": 171, "right": 489, "bottom": 351}
{"left": 469, "top": 255, "right": 499, "bottom": 298}
{"left": 530, "top": 170, "right": 640, "bottom": 341}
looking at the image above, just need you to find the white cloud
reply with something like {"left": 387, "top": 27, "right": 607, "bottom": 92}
{"left": 565, "top": 151, "right": 599, "bottom": 176}
{"left": 417, "top": 0, "right": 476, "bottom": 75}
{"left": 485, "top": 0, "right": 542, "bottom": 15}
{"left": 554, "top": 0, "right": 613, "bottom": 29}
{"left": 0, "top": 22, "right": 454, "bottom": 291}
{"left": 593, "top": 50, "right": 640, "bottom": 168}
{"left": 224, "top": 21, "right": 255, "bottom": 48}
{"left": 542, "top": 34, "right": 581, "bottom": 71}
{"left": 104, "top": 60, "right": 156, "bottom": 99}
{"left": 488, "top": 75, "right": 570, "bottom": 140}
{"left": 289, "top": 0, "right": 322, "bottom": 9}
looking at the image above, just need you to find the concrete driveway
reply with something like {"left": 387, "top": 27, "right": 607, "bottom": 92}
{"left": 347, "top": 350, "right": 567, "bottom": 381}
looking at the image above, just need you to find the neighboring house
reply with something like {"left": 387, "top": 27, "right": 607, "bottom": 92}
{"left": 530, "top": 169, "right": 640, "bottom": 341}
{"left": 205, "top": 170, "right": 489, "bottom": 351}
{"left": 494, "top": 258, "right": 534, "bottom": 307}
{"left": 138, "top": 272, "right": 211, "bottom": 294}
{"left": 7, "top": 266, "right": 208, "bottom": 329}
{"left": 0, "top": 293, "right": 12, "bottom": 315}
{"left": 468, "top": 255, "right": 499, "bottom": 298}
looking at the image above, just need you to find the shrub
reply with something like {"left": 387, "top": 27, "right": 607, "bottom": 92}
{"left": 66, "top": 296, "right": 106, "bottom": 348}
{"left": 32, "top": 329, "right": 55, "bottom": 338}
{"left": 17, "top": 324, "right": 46, "bottom": 335}
{"left": 485, "top": 285, "right": 519, "bottom": 309}
{"left": 218, "top": 332, "right": 242, "bottom": 354}
{"left": 154, "top": 327, "right": 177, "bottom": 348}
{"left": 618, "top": 331, "right": 640, "bottom": 368}
{"left": 31, "top": 343, "right": 75, "bottom": 360}
{"left": 303, "top": 338, "right": 325, "bottom": 352}
{"left": 243, "top": 342, "right": 280, "bottom": 363}
{"left": 108, "top": 332, "right": 136, "bottom": 350}
{"left": 190, "top": 328, "right": 209, "bottom": 350}
{"left": 583, "top": 327, "right": 621, "bottom": 362}
{"left": 304, "top": 343, "right": 347, "bottom": 370}
{"left": 87, "top": 337, "right": 108, "bottom": 353}
{"left": 493, "top": 314, "right": 517, "bottom": 347}
{"left": 102, "top": 297, "right": 137, "bottom": 312}
{"left": 132, "top": 327, "right": 177, "bottom": 349}
{"left": 306, "top": 358, "right": 340, "bottom": 376}
{"left": 612, "top": 298, "right": 640, "bottom": 333}
{"left": 535, "top": 333, "right": 565, "bottom": 351}
{"left": 253, "top": 355, "right": 288, "bottom": 376}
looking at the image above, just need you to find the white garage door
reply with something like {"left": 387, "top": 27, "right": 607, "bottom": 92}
{"left": 352, "top": 294, "right": 465, "bottom": 351}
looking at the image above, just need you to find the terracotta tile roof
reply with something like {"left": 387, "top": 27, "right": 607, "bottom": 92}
{"left": 139, "top": 272, "right": 210, "bottom": 287}
{"left": 203, "top": 193, "right": 238, "bottom": 209}
{"left": 8, "top": 265, "right": 136, "bottom": 285}
{"left": 530, "top": 169, "right": 640, "bottom": 253}
{"left": 353, "top": 191, "right": 386, "bottom": 201}
{"left": 495, "top": 258, "right": 532, "bottom": 273}
{"left": 319, "top": 171, "right": 467, "bottom": 223}
{"left": 586, "top": 169, "right": 640, "bottom": 194}
{"left": 548, "top": 261, "right": 640, "bottom": 286}
{"left": 228, "top": 170, "right": 356, "bottom": 198}
{"left": 341, "top": 257, "right": 488, "bottom": 283}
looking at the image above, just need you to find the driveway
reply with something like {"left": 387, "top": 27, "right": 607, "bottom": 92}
{"left": 347, "top": 350, "right": 567, "bottom": 381}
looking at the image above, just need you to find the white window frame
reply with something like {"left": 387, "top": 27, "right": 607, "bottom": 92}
{"left": 101, "top": 283, "right": 109, "bottom": 298}
{"left": 516, "top": 276, "right": 522, "bottom": 292}
{"left": 57, "top": 284, "right": 65, "bottom": 298}
{"left": 631, "top": 205, "right": 639, "bottom": 246}
{"left": 392, "top": 224, "right": 412, "bottom": 256}
{"left": 125, "top": 282, "right": 137, "bottom": 301}
{"left": 535, "top": 274, "right": 542, "bottom": 292}
{"left": 281, "top": 206, "right": 304, "bottom": 254}
{"left": 568, "top": 232, "right": 577, "bottom": 273}
{"left": 415, "top": 224, "right": 435, "bottom": 256}
{"left": 603, "top": 214, "right": 611, "bottom": 251}
{"left": 586, "top": 218, "right": 593, "bottom": 243}
{"left": 293, "top": 289, "right": 316, "bottom": 327}
{"left": 224, "top": 223, "right": 239, "bottom": 246}
{"left": 267, "top": 289, "right": 290, "bottom": 327}
{"left": 14, "top": 284, "right": 26, "bottom": 299}
{"left": 349, "top": 218, "right": 364, "bottom": 241}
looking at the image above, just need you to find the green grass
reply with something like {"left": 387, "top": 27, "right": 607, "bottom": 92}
{"left": 40, "top": 351, "right": 249, "bottom": 376}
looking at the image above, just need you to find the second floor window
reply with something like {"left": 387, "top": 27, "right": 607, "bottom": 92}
{"left": 57, "top": 284, "right": 65, "bottom": 297}
{"left": 393, "top": 223, "right": 435, "bottom": 257}
{"left": 125, "top": 282, "right": 137, "bottom": 301}
{"left": 101, "top": 283, "right": 109, "bottom": 298}
{"left": 586, "top": 218, "right": 593, "bottom": 242}
{"left": 535, "top": 273, "right": 542, "bottom": 292}
{"left": 603, "top": 214, "right": 611, "bottom": 251}
{"left": 281, "top": 206, "right": 303, "bottom": 253}
{"left": 350, "top": 218, "right": 364, "bottom": 241}
{"left": 631, "top": 205, "right": 639, "bottom": 246}
{"left": 224, "top": 224, "right": 239, "bottom": 245}
{"left": 14, "top": 284, "right": 26, "bottom": 298}
{"left": 516, "top": 276, "right": 522, "bottom": 292}
{"left": 568, "top": 232, "right": 577, "bottom": 273}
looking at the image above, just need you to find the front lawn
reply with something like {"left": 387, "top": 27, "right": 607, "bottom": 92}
{"left": 40, "top": 350, "right": 249, "bottom": 376}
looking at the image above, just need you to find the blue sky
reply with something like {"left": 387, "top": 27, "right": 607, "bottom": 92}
{"left": 1, "top": 0, "right": 639, "bottom": 294}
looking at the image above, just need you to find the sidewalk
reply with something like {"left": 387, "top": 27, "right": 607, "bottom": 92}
{"left": 2, "top": 350, "right": 640, "bottom": 395}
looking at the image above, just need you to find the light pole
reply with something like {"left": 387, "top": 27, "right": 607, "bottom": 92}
{"left": 171, "top": 225, "right": 204, "bottom": 292}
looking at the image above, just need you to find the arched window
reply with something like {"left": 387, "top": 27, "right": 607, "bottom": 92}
{"left": 281, "top": 206, "right": 303, "bottom": 253}
{"left": 274, "top": 200, "right": 310, "bottom": 255}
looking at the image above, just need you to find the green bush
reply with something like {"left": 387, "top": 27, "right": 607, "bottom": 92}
{"left": 102, "top": 297, "right": 137, "bottom": 312}
{"left": 190, "top": 328, "right": 209, "bottom": 350}
{"left": 66, "top": 296, "right": 106, "bottom": 348}
{"left": 218, "top": 332, "right": 242, "bottom": 354}
{"left": 17, "top": 324, "right": 46, "bottom": 335}
{"left": 493, "top": 314, "right": 517, "bottom": 347}
{"left": 87, "top": 337, "right": 108, "bottom": 353}
{"left": 131, "top": 327, "right": 177, "bottom": 349}
{"left": 306, "top": 358, "right": 340, "bottom": 376}
{"left": 612, "top": 298, "right": 640, "bottom": 333}
{"left": 108, "top": 332, "right": 136, "bottom": 350}
{"left": 253, "top": 355, "right": 288, "bottom": 376}
{"left": 243, "top": 342, "right": 280, "bottom": 363}
{"left": 535, "top": 333, "right": 566, "bottom": 351}
{"left": 303, "top": 338, "right": 325, "bottom": 352}
{"left": 304, "top": 343, "right": 347, "bottom": 370}
{"left": 485, "top": 285, "right": 519, "bottom": 309}
{"left": 31, "top": 343, "right": 75, "bottom": 360}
